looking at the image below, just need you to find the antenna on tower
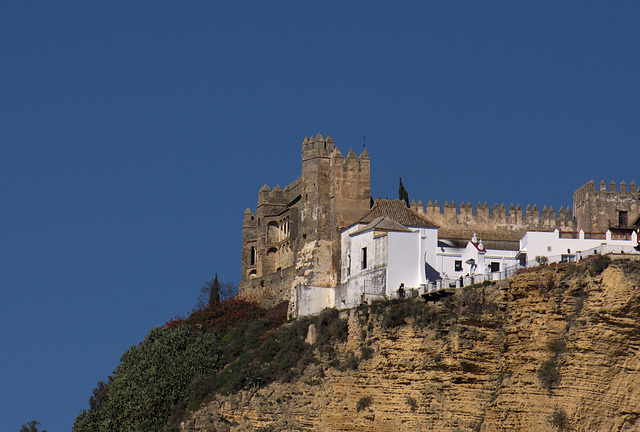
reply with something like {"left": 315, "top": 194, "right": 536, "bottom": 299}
{"left": 363, "top": 136, "right": 366, "bottom": 148}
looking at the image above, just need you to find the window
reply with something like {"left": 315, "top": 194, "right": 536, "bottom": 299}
{"left": 519, "top": 253, "right": 527, "bottom": 267}
{"left": 346, "top": 254, "right": 351, "bottom": 276}
{"left": 454, "top": 260, "right": 463, "bottom": 271}
{"left": 619, "top": 211, "right": 628, "bottom": 227}
{"left": 267, "top": 221, "right": 279, "bottom": 243}
{"left": 250, "top": 246, "right": 256, "bottom": 266}
{"left": 561, "top": 254, "right": 574, "bottom": 263}
{"left": 361, "top": 247, "right": 367, "bottom": 270}
{"left": 490, "top": 262, "right": 500, "bottom": 273}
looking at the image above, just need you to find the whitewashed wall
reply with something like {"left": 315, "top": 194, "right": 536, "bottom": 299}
{"left": 436, "top": 241, "right": 518, "bottom": 286}
{"left": 296, "top": 285, "right": 335, "bottom": 317}
{"left": 420, "top": 228, "right": 439, "bottom": 283}
{"left": 387, "top": 231, "right": 421, "bottom": 293}
{"left": 339, "top": 224, "right": 389, "bottom": 308}
{"left": 340, "top": 225, "right": 439, "bottom": 304}
{"left": 521, "top": 229, "right": 638, "bottom": 263}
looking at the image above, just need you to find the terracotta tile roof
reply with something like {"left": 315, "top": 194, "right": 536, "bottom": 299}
{"left": 359, "top": 199, "right": 439, "bottom": 228}
{"left": 438, "top": 228, "right": 522, "bottom": 251}
{"left": 438, "top": 228, "right": 524, "bottom": 242}
{"left": 351, "top": 216, "right": 412, "bottom": 236}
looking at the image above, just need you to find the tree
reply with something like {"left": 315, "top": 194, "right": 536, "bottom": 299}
{"left": 89, "top": 377, "right": 112, "bottom": 411}
{"left": 197, "top": 275, "right": 237, "bottom": 307}
{"left": 20, "top": 420, "right": 47, "bottom": 432}
{"left": 209, "top": 273, "right": 220, "bottom": 305}
{"left": 398, "top": 177, "right": 409, "bottom": 207}
{"left": 72, "top": 326, "right": 220, "bottom": 432}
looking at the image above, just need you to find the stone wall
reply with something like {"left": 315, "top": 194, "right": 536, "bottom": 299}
{"left": 573, "top": 179, "right": 639, "bottom": 233}
{"left": 410, "top": 200, "right": 576, "bottom": 233}
{"left": 239, "top": 134, "right": 371, "bottom": 315}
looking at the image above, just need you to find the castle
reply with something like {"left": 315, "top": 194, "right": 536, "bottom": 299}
{"left": 239, "top": 134, "right": 370, "bottom": 315}
{"left": 239, "top": 134, "right": 640, "bottom": 316}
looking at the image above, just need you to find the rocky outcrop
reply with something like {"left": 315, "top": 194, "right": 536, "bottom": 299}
{"left": 182, "top": 258, "right": 640, "bottom": 431}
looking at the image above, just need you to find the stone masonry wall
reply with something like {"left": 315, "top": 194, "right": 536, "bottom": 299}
{"left": 573, "top": 180, "right": 639, "bottom": 233}
{"left": 410, "top": 200, "right": 576, "bottom": 233}
{"left": 239, "top": 134, "right": 371, "bottom": 315}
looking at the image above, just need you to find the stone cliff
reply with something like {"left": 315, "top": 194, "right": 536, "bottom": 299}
{"left": 182, "top": 257, "right": 640, "bottom": 431}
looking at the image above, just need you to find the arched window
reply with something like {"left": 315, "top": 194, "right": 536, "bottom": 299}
{"left": 267, "top": 221, "right": 279, "bottom": 243}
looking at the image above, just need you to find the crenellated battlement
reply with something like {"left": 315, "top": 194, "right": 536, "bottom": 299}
{"left": 410, "top": 198, "right": 575, "bottom": 232}
{"left": 301, "top": 133, "right": 335, "bottom": 161}
{"left": 241, "top": 133, "right": 371, "bottom": 313}
{"left": 241, "top": 132, "right": 640, "bottom": 316}
{"left": 574, "top": 179, "right": 638, "bottom": 204}
{"left": 573, "top": 179, "right": 640, "bottom": 234}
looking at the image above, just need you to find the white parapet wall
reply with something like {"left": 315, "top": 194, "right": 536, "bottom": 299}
{"left": 296, "top": 285, "right": 335, "bottom": 317}
{"left": 520, "top": 229, "right": 638, "bottom": 264}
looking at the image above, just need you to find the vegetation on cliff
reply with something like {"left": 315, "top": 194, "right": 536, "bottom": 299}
{"left": 72, "top": 299, "right": 351, "bottom": 432}
{"left": 74, "top": 255, "right": 640, "bottom": 432}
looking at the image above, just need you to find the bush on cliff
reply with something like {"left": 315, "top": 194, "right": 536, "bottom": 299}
{"left": 73, "top": 299, "right": 264, "bottom": 432}
{"left": 73, "top": 324, "right": 221, "bottom": 432}
{"left": 73, "top": 300, "right": 351, "bottom": 432}
{"left": 589, "top": 254, "right": 611, "bottom": 276}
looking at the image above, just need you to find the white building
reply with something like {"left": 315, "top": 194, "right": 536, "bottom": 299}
{"left": 519, "top": 229, "right": 639, "bottom": 264}
{"left": 435, "top": 230, "right": 520, "bottom": 288}
{"left": 337, "top": 200, "right": 640, "bottom": 311}
{"left": 337, "top": 199, "right": 438, "bottom": 308}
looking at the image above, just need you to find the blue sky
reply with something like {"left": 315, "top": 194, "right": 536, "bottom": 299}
{"left": 2, "top": 2, "right": 639, "bottom": 430}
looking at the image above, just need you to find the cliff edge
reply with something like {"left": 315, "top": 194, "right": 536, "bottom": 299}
{"left": 182, "top": 257, "right": 640, "bottom": 432}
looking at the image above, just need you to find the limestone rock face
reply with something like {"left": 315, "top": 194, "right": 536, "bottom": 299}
{"left": 182, "top": 261, "right": 640, "bottom": 432}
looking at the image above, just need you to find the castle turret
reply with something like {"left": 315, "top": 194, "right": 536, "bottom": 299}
{"left": 573, "top": 179, "right": 640, "bottom": 233}
{"left": 240, "top": 133, "right": 371, "bottom": 315}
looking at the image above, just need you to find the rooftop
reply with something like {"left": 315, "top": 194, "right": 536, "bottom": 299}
{"left": 351, "top": 216, "right": 412, "bottom": 236}
{"left": 359, "top": 199, "right": 439, "bottom": 229}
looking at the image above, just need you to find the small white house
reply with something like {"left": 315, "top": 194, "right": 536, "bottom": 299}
{"left": 337, "top": 199, "right": 438, "bottom": 308}
{"left": 519, "top": 229, "right": 639, "bottom": 264}
{"left": 435, "top": 229, "right": 521, "bottom": 287}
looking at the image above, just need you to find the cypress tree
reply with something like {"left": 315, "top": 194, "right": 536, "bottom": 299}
{"left": 399, "top": 177, "right": 409, "bottom": 207}
{"left": 209, "top": 273, "right": 220, "bottom": 305}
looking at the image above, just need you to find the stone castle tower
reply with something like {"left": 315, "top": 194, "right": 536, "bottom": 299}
{"left": 405, "top": 180, "right": 639, "bottom": 239}
{"left": 239, "top": 133, "right": 639, "bottom": 315}
{"left": 239, "top": 133, "right": 371, "bottom": 312}
{"left": 573, "top": 180, "right": 640, "bottom": 237}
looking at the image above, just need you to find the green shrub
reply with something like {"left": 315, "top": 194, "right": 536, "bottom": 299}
{"left": 313, "top": 308, "right": 348, "bottom": 345}
{"left": 340, "top": 352, "right": 360, "bottom": 371}
{"left": 190, "top": 375, "right": 218, "bottom": 403}
{"left": 550, "top": 406, "right": 569, "bottom": 430}
{"left": 406, "top": 396, "right": 418, "bottom": 412}
{"left": 547, "top": 338, "right": 567, "bottom": 356}
{"left": 458, "top": 287, "right": 496, "bottom": 318}
{"left": 538, "top": 358, "right": 560, "bottom": 389}
{"left": 382, "top": 299, "right": 413, "bottom": 328}
{"left": 412, "top": 303, "right": 438, "bottom": 328}
{"left": 589, "top": 255, "right": 611, "bottom": 276}
{"left": 536, "top": 255, "right": 549, "bottom": 265}
{"left": 356, "top": 396, "right": 373, "bottom": 412}
{"left": 73, "top": 326, "right": 220, "bottom": 432}
{"left": 360, "top": 345, "right": 374, "bottom": 360}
